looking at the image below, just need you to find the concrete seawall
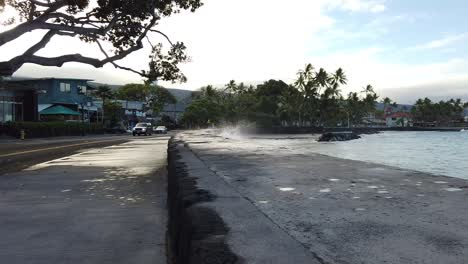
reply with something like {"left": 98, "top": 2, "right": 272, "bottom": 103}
{"left": 167, "top": 137, "right": 321, "bottom": 264}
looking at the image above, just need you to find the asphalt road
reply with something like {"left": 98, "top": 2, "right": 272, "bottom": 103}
{"left": 0, "top": 134, "right": 175, "bottom": 175}
{"left": 181, "top": 130, "right": 468, "bottom": 264}
{"left": 0, "top": 136, "right": 169, "bottom": 264}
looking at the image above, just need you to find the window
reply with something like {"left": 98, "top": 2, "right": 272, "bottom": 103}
{"left": 78, "top": 85, "right": 87, "bottom": 94}
{"left": 60, "top": 82, "right": 71, "bottom": 93}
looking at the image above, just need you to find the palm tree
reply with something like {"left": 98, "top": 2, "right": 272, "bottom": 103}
{"left": 201, "top": 85, "right": 217, "bottom": 98}
{"left": 328, "top": 68, "right": 348, "bottom": 87}
{"left": 95, "top": 85, "right": 113, "bottom": 124}
{"left": 225, "top": 80, "right": 237, "bottom": 94}
{"left": 315, "top": 68, "right": 328, "bottom": 92}
{"left": 362, "top": 84, "right": 375, "bottom": 96}
{"left": 295, "top": 64, "right": 315, "bottom": 92}
{"left": 382, "top": 97, "right": 392, "bottom": 105}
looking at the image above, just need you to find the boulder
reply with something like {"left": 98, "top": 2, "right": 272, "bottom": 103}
{"left": 318, "top": 132, "right": 361, "bottom": 142}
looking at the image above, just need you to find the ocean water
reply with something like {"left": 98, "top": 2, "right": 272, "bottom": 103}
{"left": 217, "top": 129, "right": 468, "bottom": 179}
{"left": 308, "top": 131, "right": 468, "bottom": 179}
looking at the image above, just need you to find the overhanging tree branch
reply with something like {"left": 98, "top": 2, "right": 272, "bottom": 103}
{"left": 96, "top": 39, "right": 147, "bottom": 77}
{"left": 0, "top": 0, "right": 203, "bottom": 82}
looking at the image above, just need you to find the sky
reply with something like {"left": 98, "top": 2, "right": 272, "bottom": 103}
{"left": 1, "top": 0, "right": 468, "bottom": 103}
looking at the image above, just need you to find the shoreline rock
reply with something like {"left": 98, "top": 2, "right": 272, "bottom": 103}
{"left": 318, "top": 132, "right": 361, "bottom": 142}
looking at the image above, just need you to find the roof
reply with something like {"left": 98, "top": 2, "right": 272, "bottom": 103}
{"left": 7, "top": 76, "right": 93, "bottom": 82}
{"left": 386, "top": 112, "right": 412, "bottom": 119}
{"left": 87, "top": 82, "right": 122, "bottom": 91}
{"left": 38, "top": 104, "right": 53, "bottom": 112}
{"left": 40, "top": 105, "right": 80, "bottom": 116}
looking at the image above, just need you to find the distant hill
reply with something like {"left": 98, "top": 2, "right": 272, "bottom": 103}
{"left": 162, "top": 88, "right": 193, "bottom": 112}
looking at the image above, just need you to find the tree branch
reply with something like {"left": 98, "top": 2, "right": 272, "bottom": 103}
{"left": 29, "top": 0, "right": 56, "bottom": 8}
{"left": 23, "top": 30, "right": 56, "bottom": 55}
{"left": 149, "top": 29, "right": 174, "bottom": 46}
{"left": 96, "top": 39, "right": 147, "bottom": 77}
{"left": 0, "top": 6, "right": 170, "bottom": 78}
{"left": 0, "top": 14, "right": 157, "bottom": 76}
{"left": 0, "top": 0, "right": 68, "bottom": 46}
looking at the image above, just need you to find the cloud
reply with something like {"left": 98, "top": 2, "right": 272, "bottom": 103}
{"left": 380, "top": 77, "right": 468, "bottom": 104}
{"left": 2, "top": 0, "right": 468, "bottom": 104}
{"left": 156, "top": 0, "right": 390, "bottom": 89}
{"left": 325, "top": 0, "right": 386, "bottom": 13}
{"left": 410, "top": 33, "right": 468, "bottom": 50}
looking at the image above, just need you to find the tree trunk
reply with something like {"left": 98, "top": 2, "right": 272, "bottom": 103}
{"left": 102, "top": 97, "right": 105, "bottom": 125}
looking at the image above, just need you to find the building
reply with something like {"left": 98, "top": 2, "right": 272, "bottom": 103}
{"left": 6, "top": 77, "right": 98, "bottom": 121}
{"left": 464, "top": 108, "right": 468, "bottom": 122}
{"left": 93, "top": 99, "right": 147, "bottom": 128}
{"left": 159, "top": 88, "right": 192, "bottom": 123}
{"left": 386, "top": 112, "right": 413, "bottom": 127}
{"left": 376, "top": 103, "right": 414, "bottom": 127}
{"left": 0, "top": 78, "right": 39, "bottom": 123}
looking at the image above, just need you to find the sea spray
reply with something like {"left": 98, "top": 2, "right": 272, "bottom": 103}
{"left": 218, "top": 122, "right": 256, "bottom": 140}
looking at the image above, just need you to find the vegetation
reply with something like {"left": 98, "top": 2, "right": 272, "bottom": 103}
{"left": 91, "top": 83, "right": 177, "bottom": 127}
{"left": 181, "top": 64, "right": 379, "bottom": 128}
{"left": 411, "top": 98, "right": 466, "bottom": 125}
{"left": 114, "top": 83, "right": 177, "bottom": 116}
{"left": 0, "top": 121, "right": 104, "bottom": 138}
{"left": 0, "top": 0, "right": 202, "bottom": 82}
{"left": 103, "top": 100, "right": 122, "bottom": 127}
{"left": 94, "top": 85, "right": 113, "bottom": 124}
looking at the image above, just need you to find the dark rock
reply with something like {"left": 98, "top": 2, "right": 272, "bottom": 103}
{"left": 318, "top": 132, "right": 361, "bottom": 142}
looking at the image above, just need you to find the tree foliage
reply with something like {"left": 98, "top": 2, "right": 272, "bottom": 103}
{"left": 93, "top": 85, "right": 113, "bottom": 124}
{"left": 116, "top": 83, "right": 147, "bottom": 101}
{"left": 411, "top": 98, "right": 465, "bottom": 124}
{"left": 115, "top": 83, "right": 177, "bottom": 116}
{"left": 181, "top": 64, "right": 380, "bottom": 128}
{"left": 0, "top": 0, "right": 202, "bottom": 82}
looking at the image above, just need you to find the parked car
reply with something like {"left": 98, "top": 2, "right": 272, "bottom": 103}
{"left": 132, "top": 123, "right": 153, "bottom": 136}
{"left": 154, "top": 126, "right": 168, "bottom": 134}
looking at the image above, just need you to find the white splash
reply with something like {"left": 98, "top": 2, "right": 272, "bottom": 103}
{"left": 444, "top": 188, "right": 463, "bottom": 192}
{"left": 329, "top": 179, "right": 340, "bottom": 182}
{"left": 434, "top": 181, "right": 448, "bottom": 184}
{"left": 219, "top": 126, "right": 247, "bottom": 140}
{"left": 319, "top": 188, "right": 331, "bottom": 193}
{"left": 278, "top": 187, "right": 295, "bottom": 192}
{"left": 82, "top": 179, "right": 106, "bottom": 183}
{"left": 367, "top": 186, "right": 378, "bottom": 189}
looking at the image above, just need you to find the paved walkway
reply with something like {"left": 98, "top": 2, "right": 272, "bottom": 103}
{"left": 181, "top": 130, "right": 468, "bottom": 264}
{"left": 0, "top": 137, "right": 169, "bottom": 264}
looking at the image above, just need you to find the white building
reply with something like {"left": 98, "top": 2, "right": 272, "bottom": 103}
{"left": 385, "top": 112, "right": 413, "bottom": 127}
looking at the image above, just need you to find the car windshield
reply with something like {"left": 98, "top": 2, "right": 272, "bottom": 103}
{"left": 157, "top": 126, "right": 166, "bottom": 129}
{"left": 135, "top": 124, "right": 147, "bottom": 127}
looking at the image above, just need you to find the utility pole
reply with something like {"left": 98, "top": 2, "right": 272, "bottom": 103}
{"left": 80, "top": 102, "right": 85, "bottom": 136}
{"left": 346, "top": 111, "right": 350, "bottom": 128}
